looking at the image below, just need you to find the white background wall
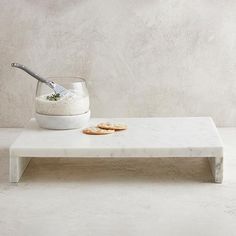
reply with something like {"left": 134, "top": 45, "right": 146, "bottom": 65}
{"left": 1, "top": 0, "right": 236, "bottom": 127}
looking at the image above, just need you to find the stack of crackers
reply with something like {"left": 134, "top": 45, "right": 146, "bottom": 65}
{"left": 83, "top": 122, "right": 127, "bottom": 135}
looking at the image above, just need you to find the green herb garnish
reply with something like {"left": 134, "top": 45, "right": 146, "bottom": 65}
{"left": 46, "top": 93, "right": 61, "bottom": 101}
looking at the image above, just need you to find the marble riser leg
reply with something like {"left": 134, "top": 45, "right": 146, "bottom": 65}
{"left": 9, "top": 155, "right": 31, "bottom": 183}
{"left": 208, "top": 157, "right": 223, "bottom": 183}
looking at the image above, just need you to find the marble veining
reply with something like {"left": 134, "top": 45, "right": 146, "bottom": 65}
{"left": 10, "top": 117, "right": 223, "bottom": 183}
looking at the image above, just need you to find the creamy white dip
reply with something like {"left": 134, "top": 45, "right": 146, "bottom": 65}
{"left": 35, "top": 92, "right": 89, "bottom": 116}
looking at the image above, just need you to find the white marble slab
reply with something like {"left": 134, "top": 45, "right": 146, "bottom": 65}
{"left": 9, "top": 117, "right": 223, "bottom": 183}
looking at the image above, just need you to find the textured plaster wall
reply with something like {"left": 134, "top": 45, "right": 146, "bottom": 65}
{"left": 0, "top": 0, "right": 236, "bottom": 127}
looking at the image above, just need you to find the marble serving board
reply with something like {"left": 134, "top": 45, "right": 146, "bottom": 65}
{"left": 10, "top": 117, "right": 223, "bottom": 183}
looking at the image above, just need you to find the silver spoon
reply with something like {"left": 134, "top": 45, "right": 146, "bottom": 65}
{"left": 11, "top": 63, "right": 71, "bottom": 96}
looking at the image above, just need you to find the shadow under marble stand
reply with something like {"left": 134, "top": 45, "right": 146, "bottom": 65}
{"left": 9, "top": 117, "right": 223, "bottom": 183}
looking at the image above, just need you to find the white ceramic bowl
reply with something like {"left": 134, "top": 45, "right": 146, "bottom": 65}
{"left": 35, "top": 110, "right": 90, "bottom": 130}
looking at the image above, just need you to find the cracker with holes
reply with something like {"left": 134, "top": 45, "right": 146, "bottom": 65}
{"left": 97, "top": 122, "right": 127, "bottom": 131}
{"left": 82, "top": 127, "right": 115, "bottom": 135}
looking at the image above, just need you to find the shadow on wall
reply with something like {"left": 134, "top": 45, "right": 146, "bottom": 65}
{"left": 1, "top": 1, "right": 236, "bottom": 127}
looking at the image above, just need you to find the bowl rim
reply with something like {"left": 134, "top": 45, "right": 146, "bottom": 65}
{"left": 35, "top": 109, "right": 91, "bottom": 118}
{"left": 46, "top": 76, "right": 86, "bottom": 83}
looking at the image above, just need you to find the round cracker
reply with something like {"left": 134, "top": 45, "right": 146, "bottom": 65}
{"left": 82, "top": 127, "right": 114, "bottom": 135}
{"left": 97, "top": 122, "right": 127, "bottom": 131}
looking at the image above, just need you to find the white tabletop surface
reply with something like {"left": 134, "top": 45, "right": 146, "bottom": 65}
{"left": 10, "top": 117, "right": 223, "bottom": 158}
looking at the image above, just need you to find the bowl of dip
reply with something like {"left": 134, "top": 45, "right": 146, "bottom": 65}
{"left": 35, "top": 77, "right": 90, "bottom": 129}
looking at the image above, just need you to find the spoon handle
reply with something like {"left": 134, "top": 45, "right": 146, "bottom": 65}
{"left": 11, "top": 63, "right": 49, "bottom": 84}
